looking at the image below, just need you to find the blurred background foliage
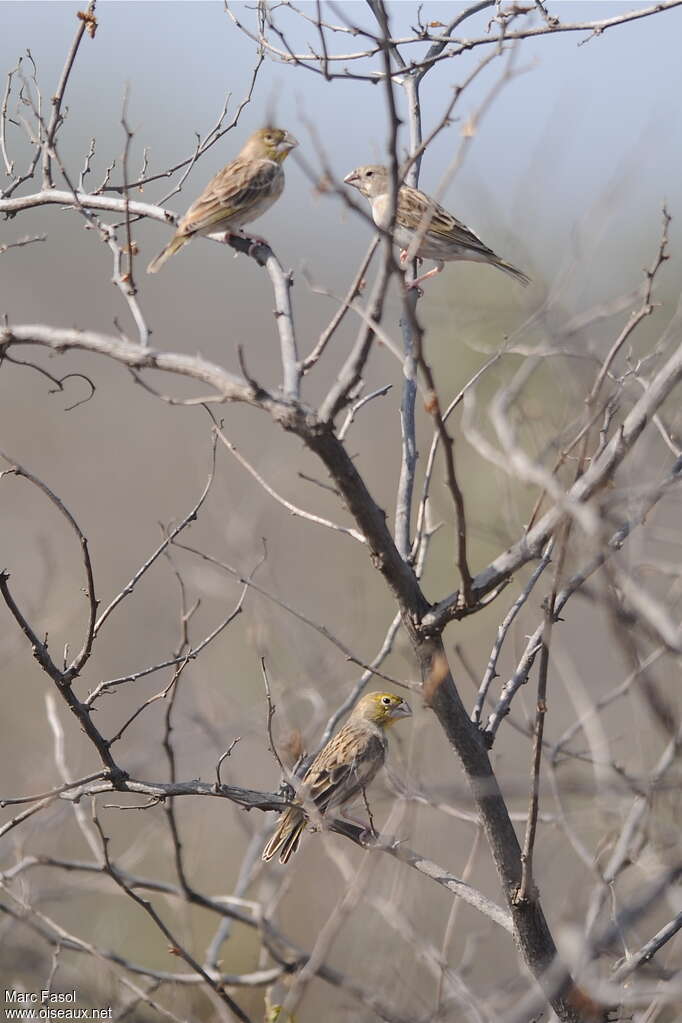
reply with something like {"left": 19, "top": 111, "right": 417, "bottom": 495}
{"left": 2, "top": 3, "right": 682, "bottom": 1020}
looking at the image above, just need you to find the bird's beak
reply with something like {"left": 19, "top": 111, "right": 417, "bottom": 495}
{"left": 391, "top": 699, "right": 412, "bottom": 719}
{"left": 343, "top": 170, "right": 360, "bottom": 188}
{"left": 279, "top": 131, "right": 298, "bottom": 153}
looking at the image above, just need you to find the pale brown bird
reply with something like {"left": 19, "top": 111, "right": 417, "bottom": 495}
{"left": 147, "top": 126, "right": 298, "bottom": 273}
{"left": 344, "top": 164, "right": 530, "bottom": 289}
{"left": 262, "top": 691, "right": 411, "bottom": 864}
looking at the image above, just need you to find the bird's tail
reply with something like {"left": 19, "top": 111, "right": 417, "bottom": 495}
{"left": 495, "top": 257, "right": 531, "bottom": 287}
{"left": 262, "top": 809, "right": 306, "bottom": 864}
{"left": 146, "top": 233, "right": 187, "bottom": 274}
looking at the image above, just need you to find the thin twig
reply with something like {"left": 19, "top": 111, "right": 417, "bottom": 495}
{"left": 90, "top": 803, "right": 254, "bottom": 1022}
{"left": 42, "top": 2, "right": 96, "bottom": 187}
{"left": 302, "top": 236, "right": 380, "bottom": 373}
{"left": 260, "top": 656, "right": 286, "bottom": 775}
{"left": 473, "top": 541, "right": 553, "bottom": 725}
{"left": 517, "top": 525, "right": 569, "bottom": 903}
{"left": 213, "top": 421, "right": 365, "bottom": 542}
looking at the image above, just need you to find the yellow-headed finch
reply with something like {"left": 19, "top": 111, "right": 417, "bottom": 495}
{"left": 344, "top": 164, "right": 530, "bottom": 289}
{"left": 262, "top": 691, "right": 411, "bottom": 864}
{"left": 147, "top": 126, "right": 298, "bottom": 273}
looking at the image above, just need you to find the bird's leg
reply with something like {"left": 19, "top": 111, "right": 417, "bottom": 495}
{"left": 224, "top": 228, "right": 270, "bottom": 257}
{"left": 338, "top": 805, "right": 369, "bottom": 829}
{"left": 407, "top": 260, "right": 444, "bottom": 289}
{"left": 245, "top": 233, "right": 270, "bottom": 250}
{"left": 337, "top": 796, "right": 378, "bottom": 841}
{"left": 361, "top": 787, "right": 378, "bottom": 839}
{"left": 400, "top": 251, "right": 424, "bottom": 295}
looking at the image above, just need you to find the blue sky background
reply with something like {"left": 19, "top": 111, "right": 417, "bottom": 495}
{"left": 3, "top": 0, "right": 681, "bottom": 293}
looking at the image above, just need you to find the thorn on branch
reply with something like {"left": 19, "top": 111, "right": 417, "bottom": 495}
{"left": 236, "top": 344, "right": 266, "bottom": 398}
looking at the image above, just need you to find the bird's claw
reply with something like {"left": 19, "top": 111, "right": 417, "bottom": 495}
{"left": 247, "top": 237, "right": 269, "bottom": 257}
{"left": 225, "top": 229, "right": 270, "bottom": 260}
{"left": 359, "top": 825, "right": 379, "bottom": 846}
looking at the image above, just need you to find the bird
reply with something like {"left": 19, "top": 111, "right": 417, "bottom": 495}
{"left": 343, "top": 164, "right": 530, "bottom": 289}
{"left": 147, "top": 126, "right": 298, "bottom": 274}
{"left": 262, "top": 691, "right": 412, "bottom": 864}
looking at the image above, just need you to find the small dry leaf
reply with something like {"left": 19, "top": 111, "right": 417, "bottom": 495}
{"left": 167, "top": 945, "right": 182, "bottom": 956}
{"left": 314, "top": 174, "right": 333, "bottom": 196}
{"left": 281, "top": 728, "right": 304, "bottom": 766}
{"left": 461, "top": 117, "right": 476, "bottom": 138}
{"left": 565, "top": 985, "right": 608, "bottom": 1022}
{"left": 77, "top": 10, "right": 98, "bottom": 38}
{"left": 424, "top": 391, "right": 438, "bottom": 414}
{"left": 423, "top": 651, "right": 449, "bottom": 706}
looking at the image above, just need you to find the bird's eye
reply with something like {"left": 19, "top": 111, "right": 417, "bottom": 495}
{"left": 381, "top": 696, "right": 392, "bottom": 706}
{"left": 366, "top": 170, "right": 373, "bottom": 177}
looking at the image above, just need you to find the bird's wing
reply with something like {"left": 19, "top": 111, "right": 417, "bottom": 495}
{"left": 306, "top": 762, "right": 355, "bottom": 813}
{"left": 304, "top": 731, "right": 385, "bottom": 814}
{"left": 178, "top": 158, "right": 282, "bottom": 236}
{"left": 398, "top": 185, "right": 497, "bottom": 259}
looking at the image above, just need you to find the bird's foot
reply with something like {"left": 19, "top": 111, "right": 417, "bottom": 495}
{"left": 339, "top": 808, "right": 368, "bottom": 828}
{"left": 240, "top": 229, "right": 269, "bottom": 251}
{"left": 225, "top": 230, "right": 270, "bottom": 259}
{"left": 358, "top": 824, "right": 379, "bottom": 846}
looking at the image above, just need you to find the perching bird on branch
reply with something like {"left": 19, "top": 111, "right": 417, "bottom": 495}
{"left": 344, "top": 164, "right": 530, "bottom": 290}
{"left": 262, "top": 691, "right": 412, "bottom": 864}
{"left": 147, "top": 126, "right": 298, "bottom": 273}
